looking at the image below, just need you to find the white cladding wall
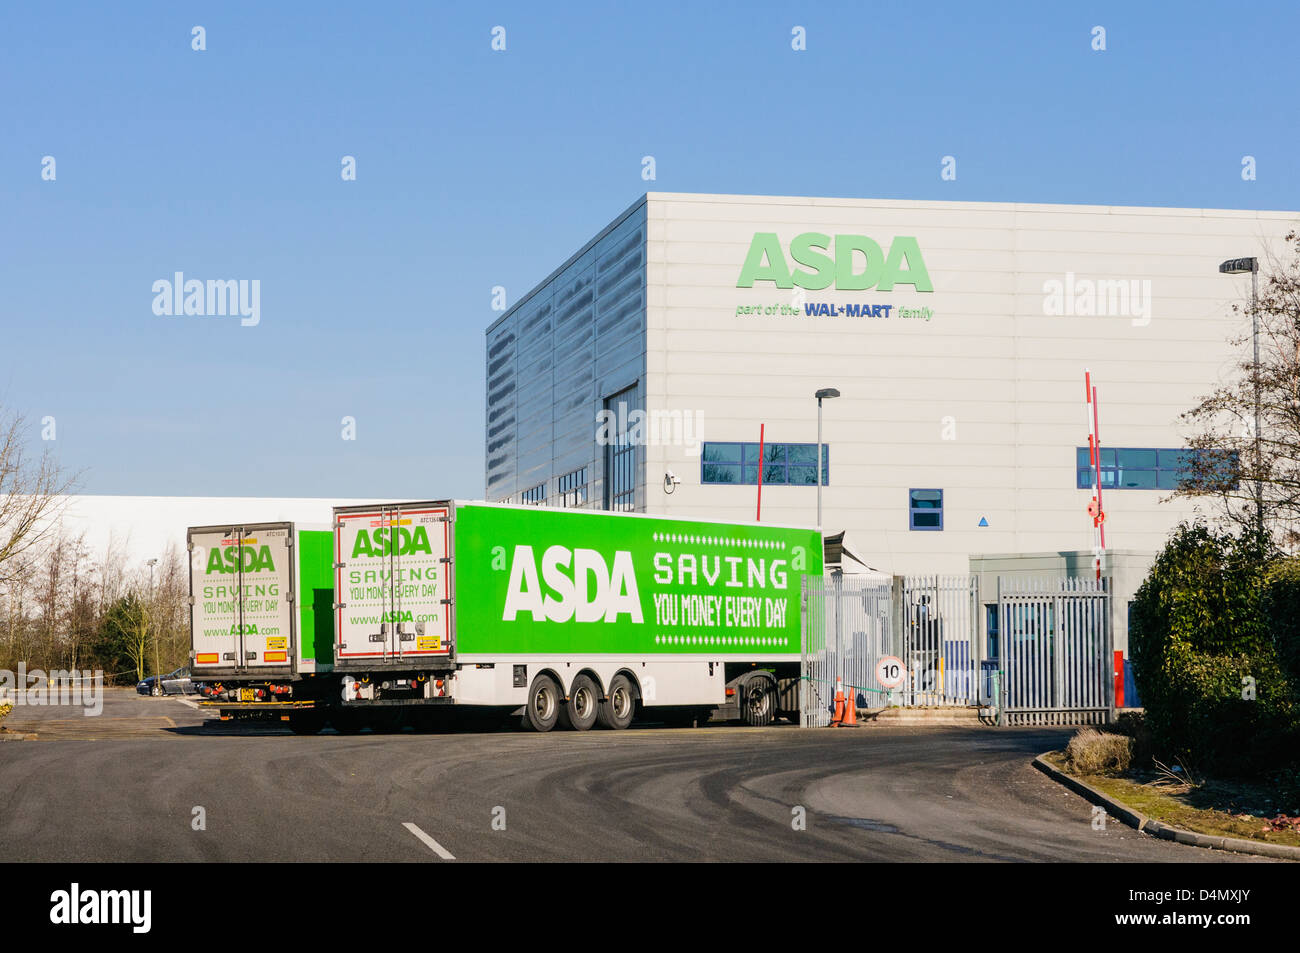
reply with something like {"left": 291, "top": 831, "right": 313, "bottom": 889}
{"left": 43, "top": 496, "right": 374, "bottom": 574}
{"left": 642, "top": 193, "right": 1297, "bottom": 575}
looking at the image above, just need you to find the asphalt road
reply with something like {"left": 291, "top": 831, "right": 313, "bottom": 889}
{"left": 0, "top": 688, "right": 1270, "bottom": 862}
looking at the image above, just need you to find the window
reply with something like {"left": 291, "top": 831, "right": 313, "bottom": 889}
{"left": 604, "top": 387, "right": 638, "bottom": 512}
{"left": 909, "top": 489, "right": 943, "bottom": 531}
{"left": 985, "top": 604, "right": 1000, "bottom": 660}
{"left": 1076, "top": 447, "right": 1239, "bottom": 490}
{"left": 521, "top": 483, "right": 546, "bottom": 506}
{"left": 699, "top": 442, "right": 829, "bottom": 485}
{"left": 558, "top": 467, "right": 588, "bottom": 507}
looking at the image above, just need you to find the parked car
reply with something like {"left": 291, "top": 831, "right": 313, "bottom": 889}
{"left": 136, "top": 667, "right": 200, "bottom": 696}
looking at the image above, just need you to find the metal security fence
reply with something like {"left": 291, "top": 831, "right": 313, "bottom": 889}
{"left": 802, "top": 572, "right": 1113, "bottom": 727}
{"left": 997, "top": 576, "right": 1112, "bottom": 726}
{"left": 800, "top": 574, "right": 894, "bottom": 727}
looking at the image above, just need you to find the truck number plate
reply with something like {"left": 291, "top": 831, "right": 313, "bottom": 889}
{"left": 239, "top": 688, "right": 256, "bottom": 702}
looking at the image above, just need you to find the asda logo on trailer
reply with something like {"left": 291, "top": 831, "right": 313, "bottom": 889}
{"left": 351, "top": 525, "right": 434, "bottom": 558}
{"left": 206, "top": 546, "right": 276, "bottom": 575}
{"left": 737, "top": 232, "right": 933, "bottom": 291}
{"left": 501, "top": 545, "right": 643, "bottom": 624}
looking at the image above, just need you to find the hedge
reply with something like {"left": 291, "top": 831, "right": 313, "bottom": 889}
{"left": 1129, "top": 523, "right": 1300, "bottom": 776}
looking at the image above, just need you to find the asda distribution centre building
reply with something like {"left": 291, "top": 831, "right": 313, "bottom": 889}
{"left": 484, "top": 192, "right": 1296, "bottom": 653}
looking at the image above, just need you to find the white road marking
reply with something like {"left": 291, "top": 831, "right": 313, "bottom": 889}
{"left": 403, "top": 822, "right": 456, "bottom": 860}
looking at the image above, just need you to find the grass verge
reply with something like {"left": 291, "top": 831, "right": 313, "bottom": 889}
{"left": 1043, "top": 750, "right": 1300, "bottom": 848}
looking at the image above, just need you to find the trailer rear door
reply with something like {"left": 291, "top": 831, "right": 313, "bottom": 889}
{"left": 189, "top": 523, "right": 296, "bottom": 676}
{"left": 334, "top": 502, "right": 453, "bottom": 667}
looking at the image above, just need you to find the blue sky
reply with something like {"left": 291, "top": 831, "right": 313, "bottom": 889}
{"left": 2, "top": 1, "right": 1296, "bottom": 499}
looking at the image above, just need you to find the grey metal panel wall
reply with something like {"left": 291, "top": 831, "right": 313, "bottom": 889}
{"left": 484, "top": 201, "right": 647, "bottom": 506}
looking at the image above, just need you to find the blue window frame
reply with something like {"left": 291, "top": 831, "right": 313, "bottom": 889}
{"left": 909, "top": 488, "right": 943, "bottom": 531}
{"left": 700, "top": 442, "right": 829, "bottom": 485}
{"left": 1076, "top": 447, "right": 1238, "bottom": 490}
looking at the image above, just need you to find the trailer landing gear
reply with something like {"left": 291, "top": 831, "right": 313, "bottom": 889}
{"left": 288, "top": 712, "right": 326, "bottom": 735}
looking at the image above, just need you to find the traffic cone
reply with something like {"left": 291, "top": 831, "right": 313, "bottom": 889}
{"left": 830, "top": 678, "right": 844, "bottom": 727}
{"left": 841, "top": 686, "right": 858, "bottom": 727}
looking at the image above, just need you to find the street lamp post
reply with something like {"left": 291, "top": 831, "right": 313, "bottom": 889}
{"left": 1219, "top": 257, "right": 1263, "bottom": 536}
{"left": 814, "top": 388, "right": 840, "bottom": 529}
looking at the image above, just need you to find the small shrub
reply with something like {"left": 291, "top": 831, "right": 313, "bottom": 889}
{"left": 1149, "top": 757, "right": 1202, "bottom": 790}
{"left": 1066, "top": 727, "right": 1133, "bottom": 775}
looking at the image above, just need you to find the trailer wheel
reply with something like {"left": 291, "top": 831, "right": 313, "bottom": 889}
{"left": 557, "top": 674, "right": 599, "bottom": 731}
{"left": 740, "top": 675, "right": 777, "bottom": 727}
{"left": 596, "top": 674, "right": 636, "bottom": 730}
{"left": 522, "top": 675, "right": 561, "bottom": 732}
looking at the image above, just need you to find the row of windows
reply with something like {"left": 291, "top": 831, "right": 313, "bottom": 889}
{"left": 700, "top": 442, "right": 830, "bottom": 486}
{"left": 698, "top": 443, "right": 1226, "bottom": 493}
{"left": 508, "top": 442, "right": 1221, "bottom": 515}
{"left": 558, "top": 467, "right": 589, "bottom": 508}
{"left": 1075, "top": 447, "right": 1237, "bottom": 491}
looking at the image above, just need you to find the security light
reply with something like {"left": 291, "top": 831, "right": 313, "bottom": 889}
{"left": 1218, "top": 257, "right": 1258, "bottom": 275}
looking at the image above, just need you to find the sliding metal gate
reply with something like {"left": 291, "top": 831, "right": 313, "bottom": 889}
{"left": 996, "top": 576, "right": 1112, "bottom": 726}
{"left": 800, "top": 574, "right": 979, "bottom": 725}
{"left": 800, "top": 574, "right": 894, "bottom": 727}
{"left": 899, "top": 575, "right": 980, "bottom": 706}
{"left": 802, "top": 573, "right": 1113, "bottom": 727}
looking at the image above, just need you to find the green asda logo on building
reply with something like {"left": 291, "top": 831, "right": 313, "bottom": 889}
{"left": 737, "top": 233, "right": 933, "bottom": 291}
{"left": 207, "top": 546, "right": 276, "bottom": 574}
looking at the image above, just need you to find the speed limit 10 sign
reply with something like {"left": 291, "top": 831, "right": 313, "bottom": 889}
{"left": 875, "top": 656, "right": 906, "bottom": 689}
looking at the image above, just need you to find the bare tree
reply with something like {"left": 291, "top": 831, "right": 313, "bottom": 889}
{"left": 155, "top": 543, "right": 189, "bottom": 671}
{"left": 0, "top": 407, "right": 77, "bottom": 585}
{"left": 95, "top": 529, "right": 128, "bottom": 619}
{"left": 118, "top": 589, "right": 152, "bottom": 684}
{"left": 1177, "top": 230, "right": 1300, "bottom": 548}
{"left": 0, "top": 553, "right": 35, "bottom": 669}
{"left": 60, "top": 531, "right": 92, "bottom": 671}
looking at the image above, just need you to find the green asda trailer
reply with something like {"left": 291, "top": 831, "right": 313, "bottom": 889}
{"left": 187, "top": 521, "right": 336, "bottom": 728}
{"left": 329, "top": 500, "right": 823, "bottom": 731}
